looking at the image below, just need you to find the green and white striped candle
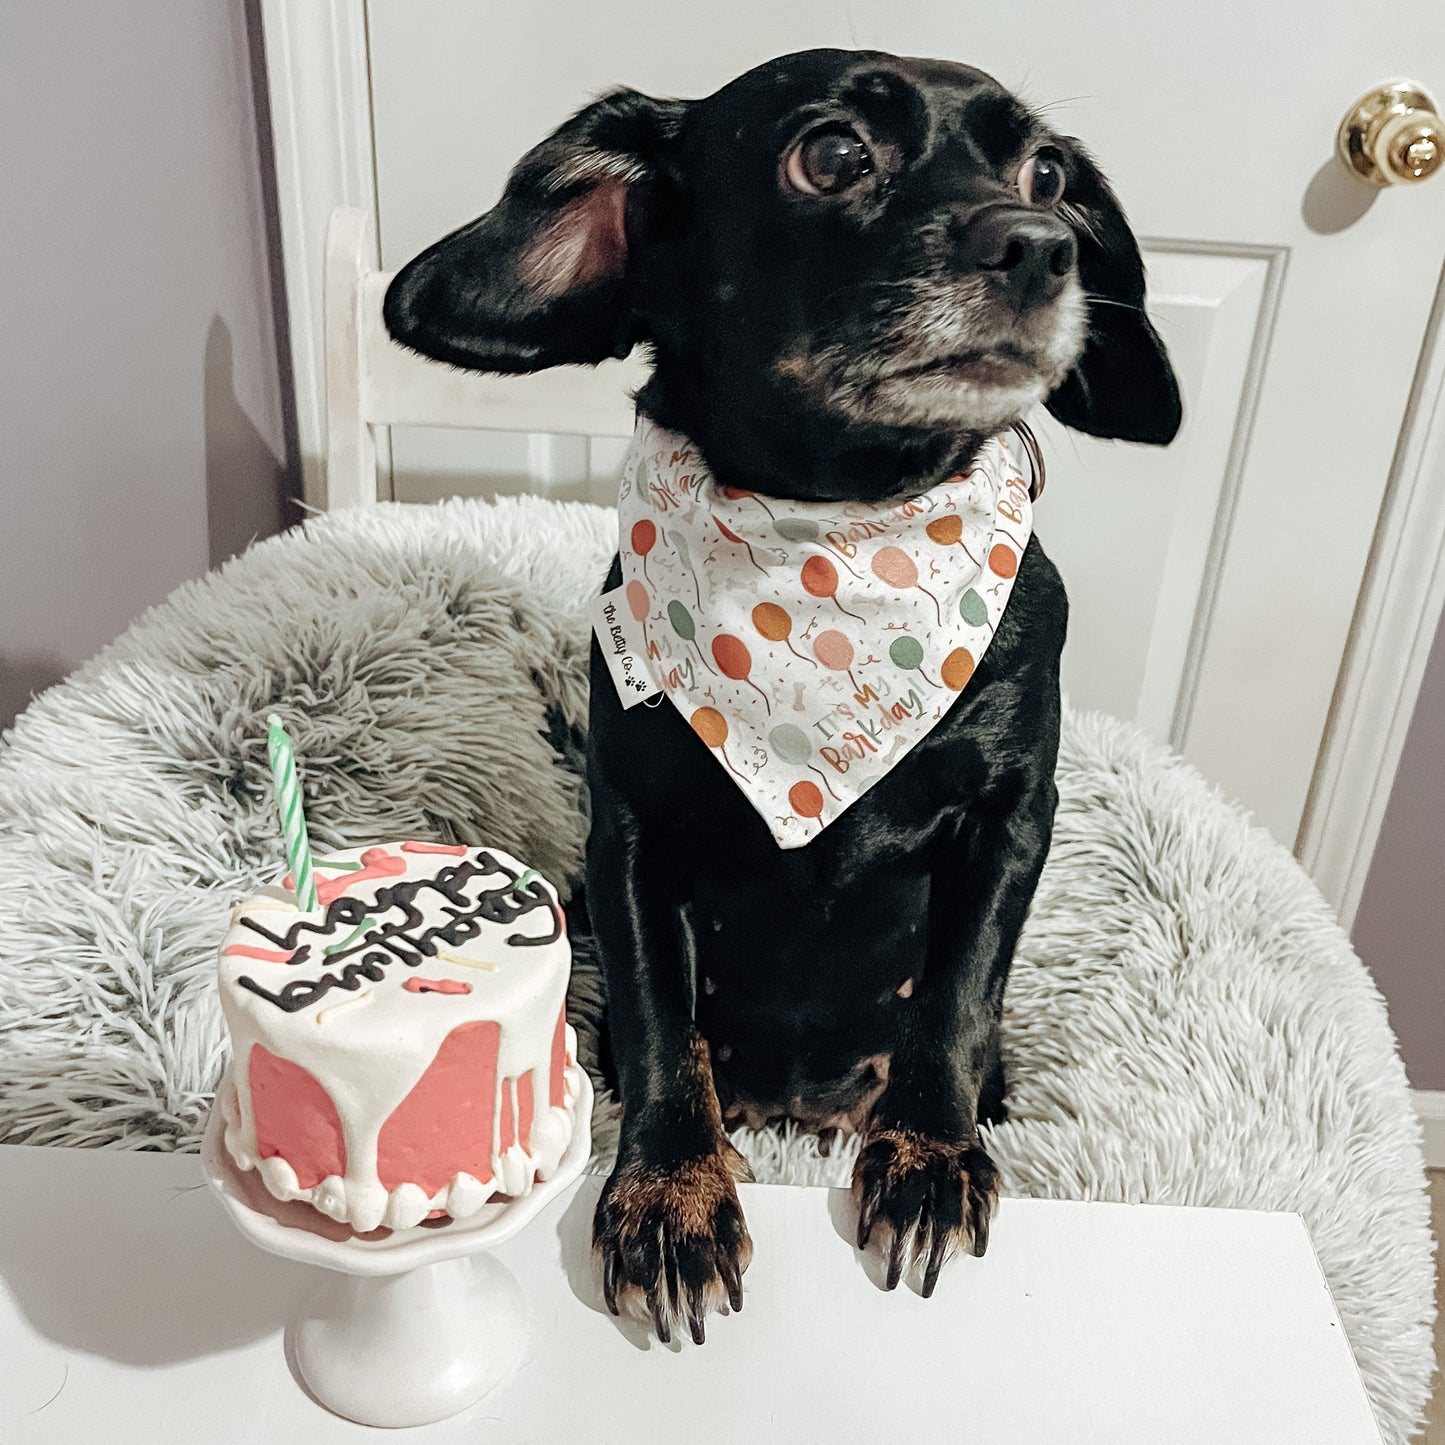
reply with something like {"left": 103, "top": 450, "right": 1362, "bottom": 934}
{"left": 265, "top": 713, "right": 320, "bottom": 911}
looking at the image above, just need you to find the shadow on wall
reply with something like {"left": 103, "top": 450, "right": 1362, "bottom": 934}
{"left": 204, "top": 314, "right": 289, "bottom": 570}
{"left": 241, "top": 0, "right": 303, "bottom": 529}
{"left": 0, "top": 654, "right": 70, "bottom": 734}
{"left": 1300, "top": 155, "right": 1377, "bottom": 235}
{"left": 3, "top": 314, "right": 286, "bottom": 736}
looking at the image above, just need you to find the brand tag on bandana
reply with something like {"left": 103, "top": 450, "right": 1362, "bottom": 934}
{"left": 616, "top": 417, "right": 1032, "bottom": 847}
{"left": 590, "top": 585, "right": 659, "bottom": 709}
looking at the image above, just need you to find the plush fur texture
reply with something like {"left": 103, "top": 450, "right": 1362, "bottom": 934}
{"left": 0, "top": 493, "right": 1434, "bottom": 1440}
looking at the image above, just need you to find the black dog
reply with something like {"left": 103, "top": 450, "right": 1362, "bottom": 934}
{"left": 385, "top": 48, "right": 1179, "bottom": 1344}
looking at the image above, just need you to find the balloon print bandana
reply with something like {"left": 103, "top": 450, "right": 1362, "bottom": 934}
{"left": 613, "top": 416, "right": 1033, "bottom": 849}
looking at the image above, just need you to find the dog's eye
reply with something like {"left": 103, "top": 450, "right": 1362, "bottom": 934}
{"left": 785, "top": 126, "right": 873, "bottom": 196}
{"left": 1017, "top": 147, "right": 1066, "bottom": 206}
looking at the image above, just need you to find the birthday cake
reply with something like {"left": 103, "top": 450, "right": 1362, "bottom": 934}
{"left": 216, "top": 841, "right": 578, "bottom": 1233}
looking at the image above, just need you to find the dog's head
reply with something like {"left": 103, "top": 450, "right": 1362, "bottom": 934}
{"left": 385, "top": 48, "right": 1180, "bottom": 500}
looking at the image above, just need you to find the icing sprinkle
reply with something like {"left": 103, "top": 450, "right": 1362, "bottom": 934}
{"left": 288, "top": 850, "right": 407, "bottom": 903}
{"left": 224, "top": 943, "right": 296, "bottom": 963}
{"left": 231, "top": 901, "right": 297, "bottom": 926}
{"left": 324, "top": 916, "right": 378, "bottom": 955}
{"left": 403, "top": 977, "right": 472, "bottom": 995}
{"left": 316, "top": 847, "right": 407, "bottom": 906}
{"left": 315, "top": 989, "right": 375, "bottom": 1025}
{"left": 435, "top": 950, "right": 499, "bottom": 972}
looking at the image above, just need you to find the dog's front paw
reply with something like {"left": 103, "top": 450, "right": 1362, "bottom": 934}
{"left": 593, "top": 1144, "right": 753, "bottom": 1344}
{"left": 853, "top": 1128, "right": 998, "bottom": 1297}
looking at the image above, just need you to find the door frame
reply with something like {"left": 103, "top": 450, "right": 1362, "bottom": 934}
{"left": 259, "top": 0, "right": 380, "bottom": 511}
{"left": 258, "top": 0, "right": 1445, "bottom": 936}
{"left": 1297, "top": 274, "right": 1445, "bottom": 921}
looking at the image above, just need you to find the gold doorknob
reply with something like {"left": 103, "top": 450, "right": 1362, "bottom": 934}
{"left": 1338, "top": 80, "right": 1444, "bottom": 185}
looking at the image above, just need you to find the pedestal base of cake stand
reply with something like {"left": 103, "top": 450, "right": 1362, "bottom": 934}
{"left": 201, "top": 1066, "right": 593, "bottom": 1429}
{"left": 289, "top": 1248, "right": 527, "bottom": 1428}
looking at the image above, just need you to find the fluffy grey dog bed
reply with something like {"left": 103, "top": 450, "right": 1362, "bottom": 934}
{"left": 0, "top": 495, "right": 1434, "bottom": 1440}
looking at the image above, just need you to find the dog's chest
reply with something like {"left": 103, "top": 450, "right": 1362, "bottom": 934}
{"left": 687, "top": 849, "right": 932, "bottom": 1006}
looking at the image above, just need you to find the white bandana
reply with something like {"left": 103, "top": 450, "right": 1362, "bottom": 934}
{"left": 613, "top": 417, "right": 1032, "bottom": 848}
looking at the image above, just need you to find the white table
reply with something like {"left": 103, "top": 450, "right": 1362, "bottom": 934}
{"left": 0, "top": 1143, "right": 1382, "bottom": 1443}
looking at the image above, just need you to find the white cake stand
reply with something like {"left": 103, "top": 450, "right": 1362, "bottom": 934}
{"left": 202, "top": 1065, "right": 593, "bottom": 1429}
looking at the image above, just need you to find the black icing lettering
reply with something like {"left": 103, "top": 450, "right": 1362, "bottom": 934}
{"left": 234, "top": 853, "right": 562, "bottom": 1013}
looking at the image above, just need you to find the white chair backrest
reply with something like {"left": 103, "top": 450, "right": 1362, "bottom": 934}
{"left": 323, "top": 207, "right": 649, "bottom": 508}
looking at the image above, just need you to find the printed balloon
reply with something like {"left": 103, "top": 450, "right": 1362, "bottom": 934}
{"left": 801, "top": 553, "right": 865, "bottom": 620}
{"left": 625, "top": 580, "right": 649, "bottom": 622}
{"left": 630, "top": 520, "right": 657, "bottom": 556}
{"left": 752, "top": 602, "right": 792, "bottom": 642}
{"left": 873, "top": 543, "right": 940, "bottom": 622}
{"left": 813, "top": 629, "right": 854, "bottom": 671}
{"left": 800, "top": 554, "right": 839, "bottom": 598}
{"left": 690, "top": 707, "right": 728, "bottom": 749}
{"left": 926, "top": 510, "right": 980, "bottom": 568}
{"left": 789, "top": 781, "right": 824, "bottom": 820}
{"left": 666, "top": 600, "right": 696, "bottom": 641}
{"left": 889, "top": 636, "right": 924, "bottom": 671}
{"left": 774, "top": 518, "right": 819, "bottom": 543}
{"left": 959, "top": 588, "right": 989, "bottom": 627}
{"left": 871, "top": 546, "right": 918, "bottom": 589}
{"left": 712, "top": 634, "right": 753, "bottom": 680}
{"left": 988, "top": 543, "right": 1018, "bottom": 579}
{"left": 769, "top": 723, "right": 812, "bottom": 765}
{"left": 716, "top": 634, "right": 771, "bottom": 709}
{"left": 941, "top": 647, "right": 975, "bottom": 690}
{"left": 752, "top": 600, "right": 814, "bottom": 665}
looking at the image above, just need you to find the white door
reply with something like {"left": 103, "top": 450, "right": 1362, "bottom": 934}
{"left": 267, "top": 1, "right": 1445, "bottom": 898}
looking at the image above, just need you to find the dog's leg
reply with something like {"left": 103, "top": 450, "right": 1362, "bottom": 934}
{"left": 853, "top": 773, "right": 1056, "bottom": 1297}
{"left": 588, "top": 805, "right": 753, "bottom": 1344}
{"left": 975, "top": 1034, "right": 1009, "bottom": 1129}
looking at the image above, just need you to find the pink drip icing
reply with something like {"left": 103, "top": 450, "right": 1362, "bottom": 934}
{"left": 550, "top": 1006, "right": 567, "bottom": 1110}
{"left": 377, "top": 1020, "right": 500, "bottom": 1192}
{"left": 517, "top": 1070, "right": 534, "bottom": 1151}
{"left": 248, "top": 1044, "right": 346, "bottom": 1189}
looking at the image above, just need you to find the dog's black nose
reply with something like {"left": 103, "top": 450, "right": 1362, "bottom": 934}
{"left": 954, "top": 208, "right": 1077, "bottom": 310}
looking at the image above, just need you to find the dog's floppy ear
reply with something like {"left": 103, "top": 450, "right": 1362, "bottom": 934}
{"left": 383, "top": 90, "right": 688, "bottom": 373}
{"left": 1044, "top": 141, "right": 1181, "bottom": 445}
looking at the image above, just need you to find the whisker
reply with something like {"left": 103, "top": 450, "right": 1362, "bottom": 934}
{"left": 1082, "top": 292, "right": 1147, "bottom": 315}
{"left": 1058, "top": 201, "right": 1102, "bottom": 246}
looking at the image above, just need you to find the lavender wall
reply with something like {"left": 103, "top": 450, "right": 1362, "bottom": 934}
{"left": 0, "top": 0, "right": 296, "bottom": 732}
{"left": 1353, "top": 601, "right": 1445, "bottom": 1092}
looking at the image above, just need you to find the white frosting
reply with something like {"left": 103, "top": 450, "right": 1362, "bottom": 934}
{"left": 217, "top": 843, "right": 576, "bottom": 1232}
